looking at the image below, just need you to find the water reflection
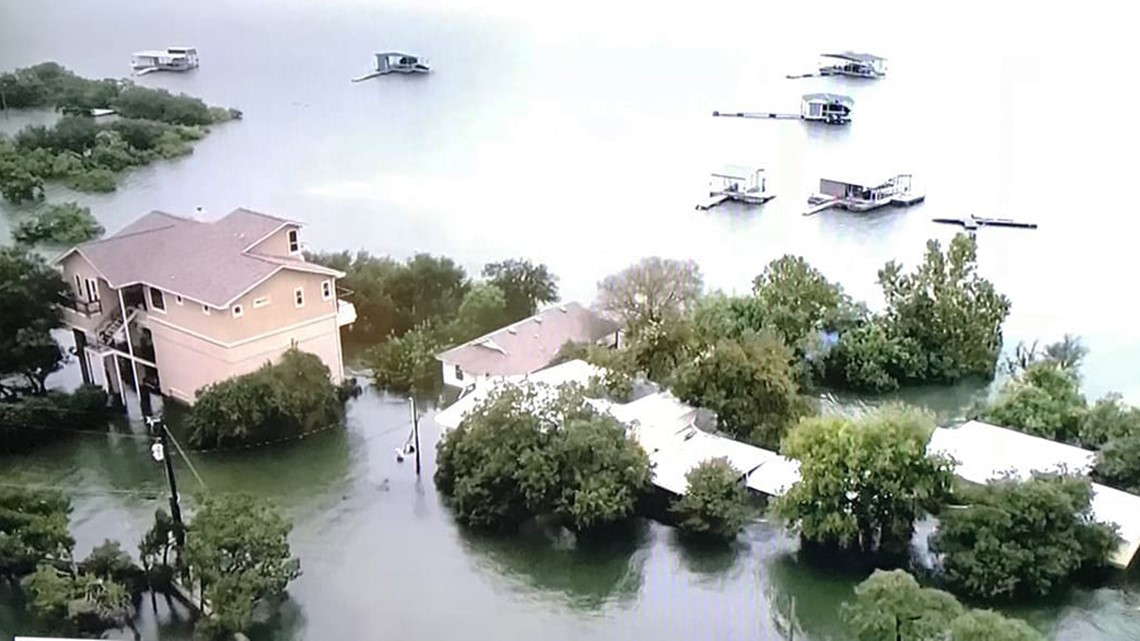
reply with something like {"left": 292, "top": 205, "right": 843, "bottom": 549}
{"left": 459, "top": 519, "right": 650, "bottom": 611}
{"left": 764, "top": 551, "right": 863, "bottom": 641}
{"left": 666, "top": 529, "right": 747, "bottom": 582}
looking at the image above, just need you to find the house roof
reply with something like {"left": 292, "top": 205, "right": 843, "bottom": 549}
{"left": 802, "top": 93, "right": 855, "bottom": 107}
{"left": 822, "top": 51, "right": 885, "bottom": 63}
{"left": 436, "top": 302, "right": 620, "bottom": 376}
{"left": 55, "top": 208, "right": 343, "bottom": 308}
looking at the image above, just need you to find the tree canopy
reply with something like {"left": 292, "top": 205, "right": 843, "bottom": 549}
{"left": 0, "top": 487, "right": 74, "bottom": 580}
{"left": 671, "top": 330, "right": 812, "bottom": 449}
{"left": 842, "top": 569, "right": 1043, "bottom": 641}
{"left": 0, "top": 248, "right": 69, "bottom": 398}
{"left": 824, "top": 234, "right": 1011, "bottom": 392}
{"left": 187, "top": 348, "right": 352, "bottom": 448}
{"left": 185, "top": 493, "right": 301, "bottom": 638}
{"left": 597, "top": 257, "right": 703, "bottom": 333}
{"left": 435, "top": 383, "right": 650, "bottom": 532}
{"left": 12, "top": 201, "right": 104, "bottom": 246}
{"left": 773, "top": 406, "right": 953, "bottom": 556}
{"left": 364, "top": 323, "right": 443, "bottom": 395}
{"left": 751, "top": 255, "right": 853, "bottom": 349}
{"left": 931, "top": 474, "right": 1117, "bottom": 602}
{"left": 669, "top": 458, "right": 753, "bottom": 541}
{"left": 482, "top": 258, "right": 559, "bottom": 320}
{"left": 450, "top": 283, "right": 511, "bottom": 342}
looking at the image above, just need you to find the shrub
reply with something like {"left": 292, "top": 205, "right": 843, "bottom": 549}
{"left": 670, "top": 458, "right": 752, "bottom": 541}
{"left": 12, "top": 202, "right": 104, "bottom": 246}
{"left": 0, "top": 385, "right": 112, "bottom": 453}
{"left": 186, "top": 348, "right": 347, "bottom": 448}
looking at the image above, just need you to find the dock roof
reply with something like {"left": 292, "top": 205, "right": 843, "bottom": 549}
{"left": 711, "top": 164, "right": 764, "bottom": 180}
{"left": 822, "top": 51, "right": 885, "bottom": 63}
{"left": 802, "top": 93, "right": 854, "bottom": 107}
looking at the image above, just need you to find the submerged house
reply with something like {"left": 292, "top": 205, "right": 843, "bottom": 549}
{"left": 54, "top": 208, "right": 356, "bottom": 406}
{"left": 436, "top": 302, "right": 620, "bottom": 389}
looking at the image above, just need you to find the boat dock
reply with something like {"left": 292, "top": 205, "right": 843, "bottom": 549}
{"left": 696, "top": 165, "right": 776, "bottom": 211}
{"left": 802, "top": 199, "right": 840, "bottom": 216}
{"left": 804, "top": 173, "right": 924, "bottom": 214}
{"left": 932, "top": 214, "right": 1037, "bottom": 230}
{"left": 713, "top": 93, "right": 853, "bottom": 125}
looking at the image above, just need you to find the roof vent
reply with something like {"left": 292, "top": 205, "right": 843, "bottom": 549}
{"left": 534, "top": 316, "right": 543, "bottom": 324}
{"left": 558, "top": 305, "right": 567, "bottom": 313}
{"left": 507, "top": 328, "right": 517, "bottom": 335}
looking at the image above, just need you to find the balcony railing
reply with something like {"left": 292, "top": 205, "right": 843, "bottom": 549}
{"left": 64, "top": 298, "right": 103, "bottom": 316}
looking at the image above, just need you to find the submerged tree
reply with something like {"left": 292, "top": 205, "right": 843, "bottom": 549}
{"left": 185, "top": 493, "right": 301, "bottom": 638}
{"left": 0, "top": 248, "right": 69, "bottom": 398}
{"left": 0, "top": 487, "right": 74, "bottom": 579}
{"left": 669, "top": 458, "right": 752, "bottom": 541}
{"left": 931, "top": 474, "right": 1117, "bottom": 602}
{"left": 774, "top": 406, "right": 953, "bottom": 557}
{"left": 12, "top": 201, "right": 104, "bottom": 246}
{"left": 672, "top": 330, "right": 811, "bottom": 449}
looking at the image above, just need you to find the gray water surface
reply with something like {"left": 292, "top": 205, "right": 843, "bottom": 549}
{"left": 2, "top": 0, "right": 1139, "bottom": 639}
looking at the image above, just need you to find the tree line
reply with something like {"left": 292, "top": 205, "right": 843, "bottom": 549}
{"left": 1, "top": 487, "right": 299, "bottom": 639}
{"left": 305, "top": 251, "right": 559, "bottom": 394}
{"left": 0, "top": 62, "right": 238, "bottom": 203}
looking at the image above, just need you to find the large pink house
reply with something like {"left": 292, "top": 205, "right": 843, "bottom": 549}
{"left": 54, "top": 208, "right": 355, "bottom": 405}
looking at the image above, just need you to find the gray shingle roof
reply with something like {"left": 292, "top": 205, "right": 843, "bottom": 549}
{"left": 437, "top": 302, "right": 620, "bottom": 376}
{"left": 58, "top": 208, "right": 343, "bottom": 307}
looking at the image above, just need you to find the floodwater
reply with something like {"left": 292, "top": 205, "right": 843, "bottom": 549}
{"left": 2, "top": 0, "right": 1140, "bottom": 639}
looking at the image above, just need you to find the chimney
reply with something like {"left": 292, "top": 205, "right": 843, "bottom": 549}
{"left": 195, "top": 206, "right": 208, "bottom": 219}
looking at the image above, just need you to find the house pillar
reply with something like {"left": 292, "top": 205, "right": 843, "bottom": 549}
{"left": 118, "top": 289, "right": 144, "bottom": 404}
{"left": 73, "top": 329, "right": 92, "bottom": 385}
{"left": 111, "top": 354, "right": 126, "bottom": 406}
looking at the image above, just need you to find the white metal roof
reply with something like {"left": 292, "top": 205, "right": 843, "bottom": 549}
{"left": 927, "top": 421, "right": 1097, "bottom": 482}
{"left": 432, "top": 359, "right": 603, "bottom": 429}
{"left": 711, "top": 164, "right": 763, "bottom": 180}
{"left": 929, "top": 420, "right": 1140, "bottom": 568}
{"left": 132, "top": 50, "right": 188, "bottom": 58}
{"left": 649, "top": 430, "right": 770, "bottom": 495}
{"left": 746, "top": 454, "right": 802, "bottom": 496}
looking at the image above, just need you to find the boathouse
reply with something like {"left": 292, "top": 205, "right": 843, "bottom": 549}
{"left": 131, "top": 47, "right": 198, "bottom": 73}
{"left": 800, "top": 93, "right": 854, "bottom": 124}
{"left": 812, "top": 172, "right": 923, "bottom": 212}
{"left": 819, "top": 51, "right": 887, "bottom": 78}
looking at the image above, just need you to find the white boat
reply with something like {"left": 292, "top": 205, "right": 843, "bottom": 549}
{"left": 131, "top": 47, "right": 199, "bottom": 74}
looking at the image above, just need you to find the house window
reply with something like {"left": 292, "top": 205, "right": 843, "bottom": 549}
{"left": 321, "top": 280, "right": 333, "bottom": 300}
{"left": 232, "top": 305, "right": 244, "bottom": 318}
{"left": 287, "top": 229, "right": 300, "bottom": 253}
{"left": 253, "top": 296, "right": 270, "bottom": 309}
{"left": 74, "top": 275, "right": 83, "bottom": 300}
{"left": 455, "top": 365, "right": 464, "bottom": 381}
{"left": 85, "top": 278, "right": 99, "bottom": 302}
{"left": 202, "top": 305, "right": 211, "bottom": 315}
{"left": 149, "top": 287, "right": 165, "bottom": 312}
{"left": 175, "top": 295, "right": 184, "bottom": 305}
{"left": 294, "top": 287, "right": 304, "bottom": 308}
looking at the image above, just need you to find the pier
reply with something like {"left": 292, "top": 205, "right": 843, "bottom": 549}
{"left": 932, "top": 214, "right": 1037, "bottom": 230}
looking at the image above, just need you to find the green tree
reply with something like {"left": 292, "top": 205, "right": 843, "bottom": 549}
{"left": 774, "top": 406, "right": 953, "bottom": 556}
{"left": 449, "top": 283, "right": 510, "bottom": 342}
{"left": 949, "top": 609, "right": 1044, "bottom": 641}
{"left": 12, "top": 201, "right": 105, "bottom": 246}
{"left": 842, "top": 569, "right": 1043, "bottom": 641}
{"left": 669, "top": 458, "right": 752, "bottom": 541}
{"left": 842, "top": 569, "right": 964, "bottom": 641}
{"left": 482, "top": 258, "right": 559, "bottom": 320}
{"left": 877, "top": 233, "right": 1011, "bottom": 384}
{"left": 671, "top": 330, "right": 811, "bottom": 449}
{"left": 187, "top": 348, "right": 348, "bottom": 448}
{"left": 0, "top": 248, "right": 68, "bottom": 398}
{"left": 365, "top": 323, "right": 443, "bottom": 394}
{"left": 692, "top": 292, "right": 767, "bottom": 343}
{"left": 752, "top": 255, "right": 850, "bottom": 348}
{"left": 1078, "top": 393, "right": 1140, "bottom": 449}
{"left": 980, "top": 362, "right": 1086, "bottom": 442}
{"left": 434, "top": 384, "right": 555, "bottom": 530}
{"left": 543, "top": 409, "right": 651, "bottom": 532}
{"left": 435, "top": 383, "right": 650, "bottom": 532}
{"left": 387, "top": 253, "right": 470, "bottom": 330}
{"left": 597, "top": 257, "right": 702, "bottom": 333}
{"left": 139, "top": 508, "right": 179, "bottom": 575}
{"left": 185, "top": 493, "right": 301, "bottom": 637}
{"left": 624, "top": 317, "right": 700, "bottom": 384}
{"left": 0, "top": 141, "right": 46, "bottom": 203}
{"left": 1094, "top": 435, "right": 1140, "bottom": 493}
{"left": 931, "top": 474, "right": 1117, "bottom": 602}
{"left": 82, "top": 539, "right": 134, "bottom": 583}
{"left": 0, "top": 487, "right": 74, "bottom": 579}
{"left": 305, "top": 250, "right": 404, "bottom": 339}
{"left": 22, "top": 565, "right": 136, "bottom": 638}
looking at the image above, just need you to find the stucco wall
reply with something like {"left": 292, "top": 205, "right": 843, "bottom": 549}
{"left": 144, "top": 270, "right": 337, "bottom": 344}
{"left": 246, "top": 224, "right": 301, "bottom": 257}
{"left": 150, "top": 314, "right": 344, "bottom": 402}
{"left": 59, "top": 253, "right": 118, "bottom": 333}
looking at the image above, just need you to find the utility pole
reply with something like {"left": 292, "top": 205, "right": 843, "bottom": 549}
{"left": 410, "top": 396, "right": 422, "bottom": 476}
{"left": 146, "top": 415, "right": 186, "bottom": 547}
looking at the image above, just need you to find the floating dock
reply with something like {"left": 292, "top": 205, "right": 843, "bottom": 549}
{"left": 932, "top": 215, "right": 1037, "bottom": 230}
{"left": 697, "top": 165, "right": 776, "bottom": 211}
{"left": 803, "top": 173, "right": 924, "bottom": 215}
{"left": 713, "top": 93, "right": 853, "bottom": 125}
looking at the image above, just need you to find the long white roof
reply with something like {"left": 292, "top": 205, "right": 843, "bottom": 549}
{"left": 929, "top": 420, "right": 1140, "bottom": 568}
